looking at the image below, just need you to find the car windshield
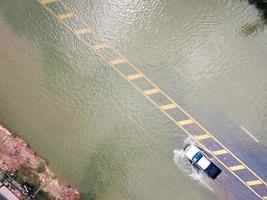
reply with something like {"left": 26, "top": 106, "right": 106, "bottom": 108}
{"left": 192, "top": 151, "right": 203, "bottom": 163}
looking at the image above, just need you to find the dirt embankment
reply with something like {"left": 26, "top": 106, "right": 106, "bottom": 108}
{"left": 0, "top": 123, "right": 80, "bottom": 200}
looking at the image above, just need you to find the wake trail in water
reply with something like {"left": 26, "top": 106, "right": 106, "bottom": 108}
{"left": 173, "top": 137, "right": 213, "bottom": 192}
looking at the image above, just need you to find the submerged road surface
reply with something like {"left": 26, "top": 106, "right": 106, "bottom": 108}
{"left": 38, "top": 0, "right": 267, "bottom": 198}
{"left": 0, "top": 0, "right": 267, "bottom": 199}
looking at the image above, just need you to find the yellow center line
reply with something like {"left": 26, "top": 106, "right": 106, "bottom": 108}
{"left": 212, "top": 149, "right": 228, "bottom": 156}
{"left": 240, "top": 126, "right": 260, "bottom": 143}
{"left": 58, "top": 12, "right": 73, "bottom": 20}
{"left": 92, "top": 43, "right": 109, "bottom": 51}
{"left": 40, "top": 0, "right": 55, "bottom": 5}
{"left": 110, "top": 58, "right": 125, "bottom": 65}
{"left": 75, "top": 28, "right": 93, "bottom": 35}
{"left": 177, "top": 119, "right": 194, "bottom": 126}
{"left": 38, "top": 1, "right": 267, "bottom": 199}
{"left": 194, "top": 134, "right": 211, "bottom": 141}
{"left": 126, "top": 73, "right": 143, "bottom": 81}
{"left": 143, "top": 88, "right": 159, "bottom": 96}
{"left": 229, "top": 164, "right": 246, "bottom": 171}
{"left": 246, "top": 180, "right": 263, "bottom": 186}
{"left": 160, "top": 103, "right": 176, "bottom": 110}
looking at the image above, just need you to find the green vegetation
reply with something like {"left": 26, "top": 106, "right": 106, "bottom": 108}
{"left": 34, "top": 190, "right": 56, "bottom": 200}
{"left": 36, "top": 163, "right": 45, "bottom": 174}
{"left": 13, "top": 165, "right": 40, "bottom": 188}
{"left": 13, "top": 165, "right": 55, "bottom": 200}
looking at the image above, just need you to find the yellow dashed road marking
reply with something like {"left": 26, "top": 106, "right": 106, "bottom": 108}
{"left": 143, "top": 88, "right": 159, "bottom": 96}
{"left": 160, "top": 103, "right": 177, "bottom": 110}
{"left": 212, "top": 149, "right": 228, "bottom": 156}
{"left": 194, "top": 134, "right": 211, "bottom": 140}
{"left": 127, "top": 73, "right": 143, "bottom": 81}
{"left": 92, "top": 43, "right": 108, "bottom": 51}
{"left": 40, "top": 0, "right": 55, "bottom": 5}
{"left": 246, "top": 180, "right": 263, "bottom": 186}
{"left": 177, "top": 119, "right": 194, "bottom": 126}
{"left": 110, "top": 58, "right": 125, "bottom": 65}
{"left": 58, "top": 12, "right": 73, "bottom": 20}
{"left": 229, "top": 165, "right": 246, "bottom": 171}
{"left": 38, "top": 1, "right": 267, "bottom": 199}
{"left": 75, "top": 28, "right": 92, "bottom": 35}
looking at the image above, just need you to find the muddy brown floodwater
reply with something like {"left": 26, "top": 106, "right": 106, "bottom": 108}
{"left": 0, "top": 0, "right": 266, "bottom": 199}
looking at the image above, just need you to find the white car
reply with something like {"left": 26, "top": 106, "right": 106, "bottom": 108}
{"left": 184, "top": 144, "right": 222, "bottom": 179}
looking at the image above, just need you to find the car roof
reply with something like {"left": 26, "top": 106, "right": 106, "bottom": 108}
{"left": 197, "top": 156, "right": 211, "bottom": 170}
{"left": 185, "top": 145, "right": 201, "bottom": 160}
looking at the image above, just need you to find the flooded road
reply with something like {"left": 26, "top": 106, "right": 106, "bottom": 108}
{"left": 0, "top": 0, "right": 267, "bottom": 199}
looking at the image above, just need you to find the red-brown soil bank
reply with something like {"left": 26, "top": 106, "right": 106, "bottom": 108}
{"left": 0, "top": 123, "right": 80, "bottom": 200}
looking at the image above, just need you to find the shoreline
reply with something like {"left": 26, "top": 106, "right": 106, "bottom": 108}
{"left": 0, "top": 123, "right": 80, "bottom": 199}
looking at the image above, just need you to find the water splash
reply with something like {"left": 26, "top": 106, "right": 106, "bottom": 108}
{"left": 173, "top": 137, "right": 213, "bottom": 191}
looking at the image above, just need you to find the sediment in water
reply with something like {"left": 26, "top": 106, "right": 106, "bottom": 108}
{"left": 0, "top": 123, "right": 80, "bottom": 200}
